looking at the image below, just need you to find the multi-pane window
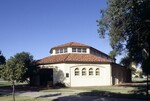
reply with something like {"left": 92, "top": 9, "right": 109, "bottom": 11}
{"left": 55, "top": 48, "right": 67, "bottom": 54}
{"left": 77, "top": 48, "right": 81, "bottom": 52}
{"left": 64, "top": 48, "right": 67, "bottom": 53}
{"left": 89, "top": 68, "right": 93, "bottom": 76}
{"left": 96, "top": 68, "right": 100, "bottom": 76}
{"left": 82, "top": 48, "right": 86, "bottom": 53}
{"left": 82, "top": 68, "right": 86, "bottom": 76}
{"left": 72, "top": 48, "right": 87, "bottom": 53}
{"left": 60, "top": 49, "right": 63, "bottom": 53}
{"left": 56, "top": 50, "right": 59, "bottom": 54}
{"left": 72, "top": 48, "right": 76, "bottom": 52}
{"left": 75, "top": 68, "right": 79, "bottom": 76}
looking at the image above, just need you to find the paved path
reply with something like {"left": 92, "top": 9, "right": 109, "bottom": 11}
{"left": 0, "top": 90, "right": 148, "bottom": 101}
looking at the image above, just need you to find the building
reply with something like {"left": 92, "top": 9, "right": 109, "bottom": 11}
{"left": 36, "top": 42, "right": 131, "bottom": 87}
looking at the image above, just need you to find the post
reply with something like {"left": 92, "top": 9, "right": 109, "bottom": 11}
{"left": 12, "top": 80, "right": 15, "bottom": 101}
{"left": 146, "top": 73, "right": 149, "bottom": 95}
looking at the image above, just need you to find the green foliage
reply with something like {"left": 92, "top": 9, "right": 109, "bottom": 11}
{"left": 0, "top": 52, "right": 37, "bottom": 83}
{"left": 97, "top": 0, "right": 150, "bottom": 74}
{"left": 0, "top": 51, "right": 6, "bottom": 65}
{"left": 120, "top": 56, "right": 137, "bottom": 74}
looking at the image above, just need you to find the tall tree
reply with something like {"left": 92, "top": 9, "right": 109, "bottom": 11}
{"left": 0, "top": 50, "right": 6, "bottom": 65}
{"left": 97, "top": 0, "right": 150, "bottom": 94}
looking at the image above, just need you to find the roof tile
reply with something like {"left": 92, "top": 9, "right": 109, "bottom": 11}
{"left": 38, "top": 54, "right": 111, "bottom": 64}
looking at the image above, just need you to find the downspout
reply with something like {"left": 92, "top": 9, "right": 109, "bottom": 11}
{"left": 110, "top": 63, "right": 113, "bottom": 85}
{"left": 70, "top": 67, "right": 71, "bottom": 87}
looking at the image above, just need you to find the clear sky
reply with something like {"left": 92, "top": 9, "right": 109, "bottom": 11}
{"left": 0, "top": 0, "right": 123, "bottom": 63}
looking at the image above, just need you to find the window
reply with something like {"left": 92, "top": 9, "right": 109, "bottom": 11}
{"left": 77, "top": 48, "right": 81, "bottom": 52}
{"left": 82, "top": 68, "right": 86, "bottom": 76}
{"left": 96, "top": 68, "right": 100, "bottom": 76}
{"left": 89, "top": 68, "right": 93, "bottom": 76}
{"left": 72, "top": 48, "right": 76, "bottom": 52}
{"left": 64, "top": 48, "right": 67, "bottom": 53}
{"left": 60, "top": 49, "right": 63, "bottom": 53}
{"left": 55, "top": 48, "right": 68, "bottom": 54}
{"left": 75, "top": 68, "right": 79, "bottom": 76}
{"left": 72, "top": 48, "right": 87, "bottom": 53}
{"left": 66, "top": 73, "right": 69, "bottom": 77}
{"left": 82, "top": 48, "right": 86, "bottom": 53}
{"left": 56, "top": 50, "right": 59, "bottom": 54}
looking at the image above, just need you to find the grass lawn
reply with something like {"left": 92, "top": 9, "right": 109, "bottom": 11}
{"left": 1, "top": 78, "right": 150, "bottom": 100}
{"left": 0, "top": 94, "right": 50, "bottom": 101}
{"left": 0, "top": 80, "right": 27, "bottom": 87}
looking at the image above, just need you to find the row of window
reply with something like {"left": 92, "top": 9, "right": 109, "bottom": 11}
{"left": 75, "top": 68, "right": 100, "bottom": 76}
{"left": 56, "top": 48, "right": 67, "bottom": 54}
{"left": 55, "top": 48, "right": 87, "bottom": 54}
{"left": 72, "top": 48, "right": 87, "bottom": 53}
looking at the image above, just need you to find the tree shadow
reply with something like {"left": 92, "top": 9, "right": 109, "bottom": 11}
{"left": 36, "top": 93, "right": 61, "bottom": 98}
{"left": 52, "top": 83, "right": 150, "bottom": 101}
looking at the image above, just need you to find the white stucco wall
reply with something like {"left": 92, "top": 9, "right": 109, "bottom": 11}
{"left": 69, "top": 63, "right": 112, "bottom": 87}
{"left": 39, "top": 63, "right": 112, "bottom": 87}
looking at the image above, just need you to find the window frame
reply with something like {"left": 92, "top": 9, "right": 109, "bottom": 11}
{"left": 75, "top": 68, "right": 79, "bottom": 76}
{"left": 82, "top": 68, "right": 86, "bottom": 76}
{"left": 89, "top": 68, "right": 93, "bottom": 76}
{"left": 96, "top": 68, "right": 100, "bottom": 76}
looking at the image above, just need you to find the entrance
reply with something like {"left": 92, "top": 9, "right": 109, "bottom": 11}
{"left": 39, "top": 68, "right": 53, "bottom": 86}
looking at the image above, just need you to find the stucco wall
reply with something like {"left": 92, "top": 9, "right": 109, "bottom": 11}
{"left": 111, "top": 63, "right": 131, "bottom": 85}
{"left": 39, "top": 63, "right": 112, "bottom": 87}
{"left": 69, "top": 63, "right": 112, "bottom": 87}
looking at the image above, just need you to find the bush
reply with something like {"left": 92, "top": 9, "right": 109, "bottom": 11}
{"left": 54, "top": 82, "right": 66, "bottom": 88}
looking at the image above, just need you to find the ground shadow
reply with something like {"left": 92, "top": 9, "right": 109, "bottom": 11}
{"left": 52, "top": 82, "right": 150, "bottom": 101}
{"left": 52, "top": 90, "right": 150, "bottom": 101}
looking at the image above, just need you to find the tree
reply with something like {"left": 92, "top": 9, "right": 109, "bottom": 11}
{"left": 0, "top": 50, "right": 6, "bottom": 65}
{"left": 0, "top": 52, "right": 37, "bottom": 101}
{"left": 120, "top": 56, "right": 136, "bottom": 75}
{"left": 97, "top": 0, "right": 150, "bottom": 94}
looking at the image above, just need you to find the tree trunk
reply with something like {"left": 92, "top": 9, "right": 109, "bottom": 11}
{"left": 12, "top": 80, "right": 15, "bottom": 101}
{"left": 146, "top": 73, "right": 149, "bottom": 95}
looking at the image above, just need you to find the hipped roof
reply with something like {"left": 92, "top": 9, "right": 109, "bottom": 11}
{"left": 37, "top": 53, "right": 111, "bottom": 65}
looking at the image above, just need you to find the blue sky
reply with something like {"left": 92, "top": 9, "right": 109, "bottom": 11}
{"left": 0, "top": 0, "right": 123, "bottom": 63}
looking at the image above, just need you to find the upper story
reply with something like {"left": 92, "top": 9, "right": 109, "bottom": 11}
{"left": 50, "top": 42, "right": 115, "bottom": 62}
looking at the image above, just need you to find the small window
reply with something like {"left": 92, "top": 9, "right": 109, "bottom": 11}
{"left": 89, "top": 68, "right": 93, "bottom": 76}
{"left": 66, "top": 73, "right": 69, "bottom": 77}
{"left": 96, "top": 68, "right": 100, "bottom": 76}
{"left": 77, "top": 48, "right": 81, "bottom": 52}
{"left": 64, "top": 48, "right": 67, "bottom": 53}
{"left": 75, "top": 68, "right": 79, "bottom": 76}
{"left": 56, "top": 49, "right": 59, "bottom": 54}
{"left": 72, "top": 48, "right": 76, "bottom": 52}
{"left": 82, "top": 68, "right": 86, "bottom": 76}
{"left": 82, "top": 48, "right": 86, "bottom": 53}
{"left": 60, "top": 49, "right": 63, "bottom": 53}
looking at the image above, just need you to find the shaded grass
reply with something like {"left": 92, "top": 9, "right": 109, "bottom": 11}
{"left": 41, "top": 83, "right": 150, "bottom": 100}
{"left": 41, "top": 86, "right": 135, "bottom": 94}
{"left": 77, "top": 90, "right": 150, "bottom": 100}
{"left": 0, "top": 94, "right": 50, "bottom": 101}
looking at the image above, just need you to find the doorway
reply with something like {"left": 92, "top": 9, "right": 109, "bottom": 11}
{"left": 39, "top": 68, "right": 53, "bottom": 86}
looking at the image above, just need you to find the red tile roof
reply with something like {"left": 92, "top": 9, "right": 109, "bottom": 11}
{"left": 37, "top": 54, "right": 111, "bottom": 65}
{"left": 51, "top": 42, "right": 90, "bottom": 50}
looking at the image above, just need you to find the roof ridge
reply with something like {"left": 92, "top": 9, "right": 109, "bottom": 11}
{"left": 64, "top": 53, "right": 71, "bottom": 62}
{"left": 70, "top": 42, "right": 74, "bottom": 46}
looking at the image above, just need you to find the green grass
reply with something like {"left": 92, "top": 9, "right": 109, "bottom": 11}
{"left": 0, "top": 95, "right": 50, "bottom": 101}
{"left": 41, "top": 86, "right": 135, "bottom": 94}
{"left": 0, "top": 80, "right": 27, "bottom": 87}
